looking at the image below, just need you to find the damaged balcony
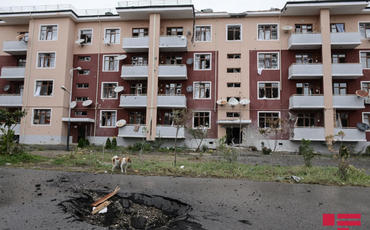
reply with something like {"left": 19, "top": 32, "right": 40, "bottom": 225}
{"left": 289, "top": 95, "right": 324, "bottom": 109}
{"left": 288, "top": 33, "right": 322, "bottom": 50}
{"left": 333, "top": 95, "right": 364, "bottom": 109}
{"left": 120, "top": 95, "right": 186, "bottom": 108}
{"left": 3, "top": 41, "right": 27, "bottom": 55}
{"left": 334, "top": 128, "right": 366, "bottom": 142}
{"left": 0, "top": 66, "right": 25, "bottom": 80}
{"left": 332, "top": 63, "right": 363, "bottom": 79}
{"left": 330, "top": 32, "right": 362, "bottom": 49}
{"left": 118, "top": 125, "right": 185, "bottom": 139}
{"left": 121, "top": 65, "right": 187, "bottom": 80}
{"left": 122, "top": 36, "right": 187, "bottom": 52}
{"left": 0, "top": 94, "right": 22, "bottom": 107}
{"left": 291, "top": 127, "right": 325, "bottom": 141}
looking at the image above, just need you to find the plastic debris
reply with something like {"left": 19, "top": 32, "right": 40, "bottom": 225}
{"left": 291, "top": 176, "right": 302, "bottom": 183}
{"left": 180, "top": 165, "right": 185, "bottom": 169}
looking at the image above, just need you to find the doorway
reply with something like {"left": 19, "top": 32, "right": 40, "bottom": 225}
{"left": 226, "top": 127, "right": 242, "bottom": 145}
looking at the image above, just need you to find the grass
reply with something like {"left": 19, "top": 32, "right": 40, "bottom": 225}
{"left": 0, "top": 153, "right": 47, "bottom": 166}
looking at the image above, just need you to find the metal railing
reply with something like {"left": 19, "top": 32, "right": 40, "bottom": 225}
{"left": 118, "top": 0, "right": 192, "bottom": 7}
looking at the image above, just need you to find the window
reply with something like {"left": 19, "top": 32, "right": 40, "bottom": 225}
{"left": 362, "top": 113, "right": 370, "bottom": 129}
{"left": 258, "top": 112, "right": 280, "bottom": 128}
{"left": 227, "top": 25, "right": 241, "bottom": 41}
{"left": 295, "top": 24, "right": 313, "bottom": 33}
{"left": 79, "top": 56, "right": 91, "bottom": 62}
{"left": 34, "top": 80, "right": 53, "bottom": 96}
{"left": 360, "top": 51, "right": 370, "bottom": 68}
{"left": 258, "top": 24, "right": 278, "bottom": 40}
{"left": 227, "top": 54, "right": 241, "bottom": 59}
{"left": 40, "top": 25, "right": 57, "bottom": 40}
{"left": 193, "top": 112, "right": 210, "bottom": 129}
{"left": 167, "top": 27, "right": 183, "bottom": 36}
{"left": 102, "top": 82, "right": 118, "bottom": 99}
{"left": 132, "top": 56, "right": 148, "bottom": 66}
{"left": 258, "top": 53, "right": 279, "bottom": 69}
{"left": 17, "top": 58, "right": 26, "bottom": 67}
{"left": 101, "top": 111, "right": 116, "bottom": 127}
{"left": 76, "top": 83, "right": 89, "bottom": 89}
{"left": 194, "top": 82, "right": 211, "bottom": 99}
{"left": 227, "top": 112, "right": 240, "bottom": 118}
{"left": 103, "top": 56, "right": 119, "bottom": 71}
{"left": 332, "top": 54, "right": 346, "bottom": 63}
{"left": 195, "top": 26, "right": 211, "bottom": 41}
{"left": 132, "top": 28, "right": 148, "bottom": 37}
{"left": 333, "top": 83, "right": 347, "bottom": 95}
{"left": 164, "top": 56, "right": 182, "bottom": 65}
{"left": 129, "top": 112, "right": 146, "bottom": 124}
{"left": 164, "top": 83, "right": 182, "bottom": 95}
{"left": 130, "top": 83, "right": 147, "bottom": 95}
{"left": 78, "top": 69, "right": 90, "bottom": 75}
{"left": 336, "top": 112, "right": 349, "bottom": 128}
{"left": 163, "top": 112, "right": 174, "bottom": 125}
{"left": 227, "top": 83, "right": 241, "bottom": 88}
{"left": 33, "top": 109, "right": 51, "bottom": 125}
{"left": 104, "top": 28, "right": 120, "bottom": 44}
{"left": 75, "top": 111, "right": 87, "bottom": 116}
{"left": 296, "top": 83, "right": 314, "bottom": 95}
{"left": 359, "top": 23, "right": 370, "bottom": 38}
{"left": 79, "top": 29, "right": 92, "bottom": 44}
{"left": 227, "top": 68, "right": 241, "bottom": 73}
{"left": 295, "top": 54, "right": 313, "bottom": 64}
{"left": 331, "top": 23, "right": 345, "bottom": 33}
{"left": 227, "top": 97, "right": 240, "bottom": 102}
{"left": 76, "top": 97, "right": 89, "bottom": 102}
{"left": 194, "top": 53, "right": 211, "bottom": 70}
{"left": 258, "top": 82, "right": 279, "bottom": 99}
{"left": 37, "top": 52, "right": 55, "bottom": 68}
{"left": 297, "top": 113, "right": 315, "bottom": 127}
{"left": 361, "top": 82, "right": 370, "bottom": 94}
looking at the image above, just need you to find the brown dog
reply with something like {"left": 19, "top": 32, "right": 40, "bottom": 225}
{"left": 111, "top": 156, "right": 132, "bottom": 174}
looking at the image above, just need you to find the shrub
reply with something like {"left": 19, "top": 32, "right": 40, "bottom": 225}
{"left": 249, "top": 146, "right": 258, "bottom": 152}
{"left": 261, "top": 142, "right": 272, "bottom": 155}
{"left": 217, "top": 137, "right": 238, "bottom": 163}
{"left": 77, "top": 138, "right": 90, "bottom": 148}
{"left": 338, "top": 144, "right": 350, "bottom": 180}
{"left": 299, "top": 139, "right": 314, "bottom": 167}
{"left": 201, "top": 144, "right": 208, "bottom": 153}
{"left": 105, "top": 138, "right": 112, "bottom": 149}
{"left": 111, "top": 137, "right": 117, "bottom": 149}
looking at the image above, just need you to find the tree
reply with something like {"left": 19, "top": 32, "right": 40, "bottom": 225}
{"left": 0, "top": 109, "right": 26, "bottom": 155}
{"left": 172, "top": 109, "right": 187, "bottom": 166}
{"left": 258, "top": 117, "right": 291, "bottom": 152}
{"left": 189, "top": 127, "right": 208, "bottom": 152}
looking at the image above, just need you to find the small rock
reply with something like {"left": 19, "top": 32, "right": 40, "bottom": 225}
{"left": 35, "top": 184, "right": 41, "bottom": 188}
{"left": 37, "top": 193, "right": 42, "bottom": 196}
{"left": 46, "top": 179, "right": 54, "bottom": 183}
{"left": 130, "top": 216, "right": 147, "bottom": 229}
{"left": 121, "top": 199, "right": 132, "bottom": 209}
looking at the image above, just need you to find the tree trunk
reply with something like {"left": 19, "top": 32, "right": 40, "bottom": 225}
{"left": 174, "top": 126, "right": 179, "bottom": 167}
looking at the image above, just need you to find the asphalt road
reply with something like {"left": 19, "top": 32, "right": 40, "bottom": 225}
{"left": 0, "top": 167, "right": 369, "bottom": 230}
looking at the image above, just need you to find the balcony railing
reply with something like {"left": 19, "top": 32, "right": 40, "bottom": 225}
{"left": 120, "top": 94, "right": 186, "bottom": 108}
{"left": 291, "top": 127, "right": 325, "bottom": 141}
{"left": 331, "top": 32, "right": 362, "bottom": 49}
{"left": 121, "top": 64, "right": 187, "bottom": 80}
{"left": 289, "top": 95, "right": 324, "bottom": 109}
{"left": 0, "top": 66, "right": 25, "bottom": 80}
{"left": 120, "top": 95, "right": 147, "bottom": 108}
{"left": 0, "top": 94, "right": 22, "bottom": 107}
{"left": 2, "top": 41, "right": 27, "bottom": 55}
{"left": 122, "top": 36, "right": 187, "bottom": 52}
{"left": 334, "top": 128, "right": 366, "bottom": 142}
{"left": 156, "top": 125, "right": 185, "bottom": 139}
{"left": 288, "top": 33, "right": 322, "bottom": 50}
{"left": 288, "top": 63, "right": 323, "bottom": 79}
{"left": 333, "top": 95, "right": 364, "bottom": 109}
{"left": 118, "top": 124, "right": 185, "bottom": 139}
{"left": 121, "top": 65, "right": 148, "bottom": 80}
{"left": 118, "top": 0, "right": 192, "bottom": 7}
{"left": 332, "top": 63, "right": 363, "bottom": 79}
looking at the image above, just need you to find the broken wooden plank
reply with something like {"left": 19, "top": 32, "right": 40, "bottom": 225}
{"left": 91, "top": 201, "right": 111, "bottom": 215}
{"left": 91, "top": 186, "right": 120, "bottom": 207}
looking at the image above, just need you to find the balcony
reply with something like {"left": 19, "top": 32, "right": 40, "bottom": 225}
{"left": 121, "top": 65, "right": 187, "bottom": 80}
{"left": 118, "top": 125, "right": 185, "bottom": 139}
{"left": 122, "top": 36, "right": 187, "bottom": 52}
{"left": 333, "top": 95, "right": 364, "bottom": 109}
{"left": 0, "top": 94, "right": 22, "bottom": 107}
{"left": 291, "top": 127, "right": 325, "bottom": 141}
{"left": 332, "top": 63, "right": 363, "bottom": 79}
{"left": 334, "top": 128, "right": 366, "bottom": 142}
{"left": 289, "top": 95, "right": 324, "bottom": 110}
{"left": 331, "top": 32, "right": 362, "bottom": 49}
{"left": 288, "top": 64, "right": 323, "bottom": 80}
{"left": 0, "top": 67, "right": 25, "bottom": 80}
{"left": 120, "top": 95, "right": 187, "bottom": 108}
{"left": 0, "top": 124, "right": 20, "bottom": 136}
{"left": 288, "top": 33, "right": 322, "bottom": 50}
{"left": 3, "top": 41, "right": 27, "bottom": 55}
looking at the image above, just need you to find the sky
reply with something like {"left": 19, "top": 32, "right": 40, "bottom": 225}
{"left": 0, "top": 0, "right": 288, "bottom": 13}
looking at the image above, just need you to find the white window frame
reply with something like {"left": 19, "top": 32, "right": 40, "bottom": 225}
{"left": 76, "top": 83, "right": 89, "bottom": 89}
{"left": 359, "top": 51, "right": 370, "bottom": 69}
{"left": 257, "top": 81, "right": 280, "bottom": 100}
{"left": 257, "top": 52, "right": 280, "bottom": 70}
{"left": 78, "top": 28, "right": 93, "bottom": 45}
{"left": 257, "top": 23, "right": 279, "bottom": 41}
{"left": 226, "top": 24, "right": 242, "bottom": 41}
{"left": 193, "top": 81, "right": 212, "bottom": 100}
{"left": 32, "top": 108, "right": 52, "bottom": 126}
{"left": 102, "top": 55, "right": 119, "bottom": 72}
{"left": 100, "top": 110, "right": 117, "bottom": 128}
{"left": 362, "top": 112, "right": 370, "bottom": 131}
{"left": 194, "top": 25, "right": 212, "bottom": 42}
{"left": 192, "top": 111, "right": 211, "bottom": 129}
{"left": 257, "top": 111, "right": 281, "bottom": 129}
{"left": 193, "top": 53, "right": 212, "bottom": 71}
{"left": 101, "top": 82, "right": 118, "bottom": 100}
{"left": 361, "top": 81, "right": 370, "bottom": 91}
{"left": 36, "top": 51, "right": 56, "bottom": 69}
{"left": 358, "top": 21, "right": 370, "bottom": 39}
{"left": 104, "top": 27, "right": 121, "bottom": 44}
{"left": 34, "top": 79, "right": 54, "bottom": 97}
{"left": 39, "top": 24, "right": 58, "bottom": 41}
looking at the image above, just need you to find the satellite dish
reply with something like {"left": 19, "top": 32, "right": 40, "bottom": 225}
{"left": 114, "top": 86, "right": 124, "bottom": 93}
{"left": 357, "top": 122, "right": 369, "bottom": 132}
{"left": 282, "top": 25, "right": 293, "bottom": 31}
{"left": 3, "top": 85, "right": 10, "bottom": 92}
{"left": 116, "top": 55, "right": 127, "bottom": 61}
{"left": 186, "top": 58, "right": 193, "bottom": 65}
{"left": 240, "top": 99, "right": 250, "bottom": 106}
{"left": 228, "top": 98, "right": 239, "bottom": 106}
{"left": 116, "top": 119, "right": 127, "bottom": 128}
{"left": 217, "top": 99, "right": 227, "bottom": 106}
{"left": 356, "top": 90, "right": 369, "bottom": 98}
{"left": 75, "top": 39, "right": 85, "bottom": 45}
{"left": 186, "top": 85, "right": 193, "bottom": 93}
{"left": 82, "top": 99, "right": 93, "bottom": 107}
{"left": 70, "top": 101, "right": 77, "bottom": 109}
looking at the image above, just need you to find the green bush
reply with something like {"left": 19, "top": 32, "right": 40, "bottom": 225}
{"left": 338, "top": 144, "right": 350, "bottom": 180}
{"left": 128, "top": 141, "right": 152, "bottom": 152}
{"left": 249, "top": 146, "right": 258, "bottom": 152}
{"left": 217, "top": 137, "right": 238, "bottom": 163}
{"left": 201, "top": 144, "right": 208, "bottom": 153}
{"left": 261, "top": 142, "right": 272, "bottom": 155}
{"left": 77, "top": 138, "right": 90, "bottom": 148}
{"left": 299, "top": 139, "right": 315, "bottom": 167}
{"left": 111, "top": 137, "right": 117, "bottom": 149}
{"left": 105, "top": 138, "right": 112, "bottom": 149}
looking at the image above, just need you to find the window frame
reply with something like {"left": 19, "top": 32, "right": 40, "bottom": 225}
{"left": 101, "top": 82, "right": 118, "bottom": 99}
{"left": 36, "top": 51, "right": 56, "bottom": 69}
{"left": 132, "top": 28, "right": 149, "bottom": 37}
{"left": 359, "top": 21, "right": 370, "bottom": 39}
{"left": 102, "top": 55, "right": 119, "bottom": 72}
{"left": 257, "top": 52, "right": 280, "bottom": 70}
{"left": 257, "top": 111, "right": 281, "bottom": 129}
{"left": 76, "top": 83, "right": 89, "bottom": 89}
{"left": 257, "top": 81, "right": 280, "bottom": 100}
{"left": 167, "top": 27, "right": 184, "bottom": 36}
{"left": 39, "top": 24, "right": 58, "bottom": 41}
{"left": 227, "top": 53, "right": 241, "bottom": 59}
{"left": 100, "top": 110, "right": 117, "bottom": 128}
{"left": 195, "top": 25, "right": 212, "bottom": 42}
{"left": 362, "top": 112, "right": 370, "bottom": 131}
{"left": 193, "top": 53, "right": 212, "bottom": 71}
{"left": 226, "top": 24, "right": 242, "bottom": 41}
{"left": 78, "top": 28, "right": 93, "bottom": 45}
{"left": 359, "top": 51, "right": 370, "bottom": 69}
{"left": 193, "top": 81, "right": 212, "bottom": 100}
{"left": 34, "top": 79, "right": 54, "bottom": 97}
{"left": 227, "top": 82, "right": 241, "bottom": 88}
{"left": 104, "top": 28, "right": 121, "bottom": 44}
{"left": 32, "top": 108, "right": 52, "bottom": 126}
{"left": 192, "top": 111, "right": 211, "bottom": 129}
{"left": 257, "top": 23, "right": 279, "bottom": 41}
